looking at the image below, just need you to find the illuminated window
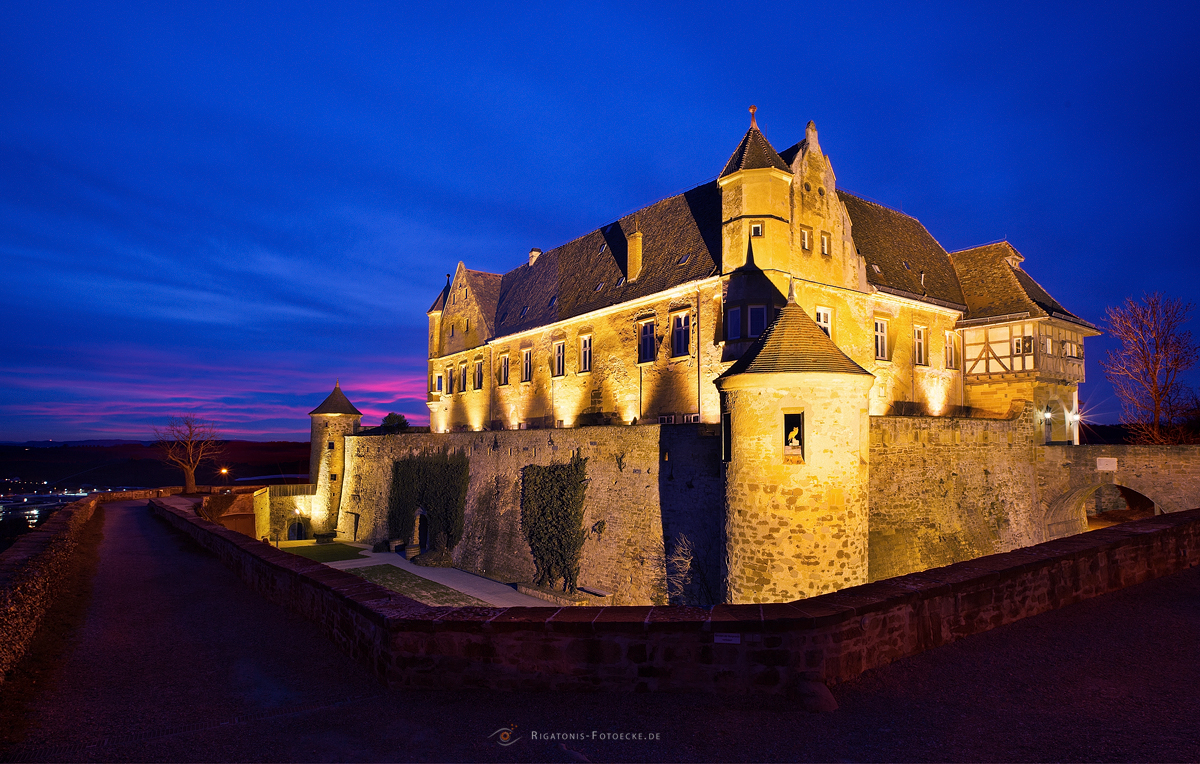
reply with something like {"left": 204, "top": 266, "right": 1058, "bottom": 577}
{"left": 945, "top": 331, "right": 960, "bottom": 369}
{"left": 1014, "top": 336, "right": 1033, "bottom": 355}
{"left": 521, "top": 349, "right": 532, "bottom": 382}
{"left": 638, "top": 320, "right": 656, "bottom": 363}
{"left": 498, "top": 355, "right": 509, "bottom": 386}
{"left": 1043, "top": 337, "right": 1053, "bottom": 355}
{"left": 820, "top": 232, "right": 830, "bottom": 256}
{"left": 874, "top": 319, "right": 889, "bottom": 360}
{"left": 914, "top": 326, "right": 927, "bottom": 366}
{"left": 580, "top": 335, "right": 592, "bottom": 372}
{"left": 474, "top": 359, "right": 484, "bottom": 389}
{"left": 446, "top": 367, "right": 455, "bottom": 393}
{"left": 750, "top": 222, "right": 763, "bottom": 237}
{"left": 552, "top": 341, "right": 565, "bottom": 377}
{"left": 784, "top": 412, "right": 804, "bottom": 460}
{"left": 748, "top": 305, "right": 767, "bottom": 338}
{"left": 435, "top": 375, "right": 443, "bottom": 393}
{"left": 727, "top": 306, "right": 741, "bottom": 340}
{"left": 815, "top": 307, "right": 832, "bottom": 337}
{"left": 800, "top": 228, "right": 812, "bottom": 251}
{"left": 672, "top": 313, "right": 690, "bottom": 357}
{"left": 459, "top": 364, "right": 467, "bottom": 392}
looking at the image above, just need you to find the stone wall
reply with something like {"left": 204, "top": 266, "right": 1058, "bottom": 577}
{"left": 0, "top": 488, "right": 181, "bottom": 683}
{"left": 338, "top": 424, "right": 725, "bottom": 605}
{"left": 867, "top": 402, "right": 1043, "bottom": 581}
{"left": 150, "top": 494, "right": 1200, "bottom": 694}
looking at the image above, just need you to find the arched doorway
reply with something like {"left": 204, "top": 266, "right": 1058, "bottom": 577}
{"left": 1088, "top": 485, "right": 1157, "bottom": 530}
{"left": 417, "top": 514, "right": 429, "bottom": 551}
{"left": 287, "top": 521, "right": 307, "bottom": 540}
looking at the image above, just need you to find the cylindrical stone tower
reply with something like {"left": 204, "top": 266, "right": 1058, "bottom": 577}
{"left": 309, "top": 381, "right": 362, "bottom": 534}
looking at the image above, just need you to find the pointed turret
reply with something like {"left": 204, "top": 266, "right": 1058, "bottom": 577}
{"left": 308, "top": 381, "right": 362, "bottom": 535}
{"left": 718, "top": 106, "right": 793, "bottom": 275}
{"left": 308, "top": 380, "right": 363, "bottom": 416}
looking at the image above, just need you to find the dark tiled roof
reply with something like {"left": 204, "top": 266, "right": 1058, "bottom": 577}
{"left": 309, "top": 383, "right": 362, "bottom": 416}
{"left": 462, "top": 269, "right": 503, "bottom": 336}
{"left": 492, "top": 182, "right": 722, "bottom": 337}
{"left": 428, "top": 283, "right": 449, "bottom": 313}
{"left": 839, "top": 192, "right": 966, "bottom": 308}
{"left": 720, "top": 126, "right": 792, "bottom": 178}
{"left": 949, "top": 242, "right": 1089, "bottom": 326}
{"left": 720, "top": 300, "right": 871, "bottom": 378}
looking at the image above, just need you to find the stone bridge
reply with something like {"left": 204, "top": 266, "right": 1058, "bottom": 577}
{"left": 1039, "top": 444, "right": 1200, "bottom": 540}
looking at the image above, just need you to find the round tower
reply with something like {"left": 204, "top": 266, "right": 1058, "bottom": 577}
{"left": 716, "top": 283, "right": 875, "bottom": 603}
{"left": 309, "top": 381, "right": 362, "bottom": 534}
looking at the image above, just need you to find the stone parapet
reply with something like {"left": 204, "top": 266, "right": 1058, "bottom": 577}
{"left": 149, "top": 496, "right": 1200, "bottom": 694}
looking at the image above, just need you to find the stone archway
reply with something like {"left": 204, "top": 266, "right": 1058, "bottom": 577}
{"left": 1042, "top": 480, "right": 1166, "bottom": 542}
{"left": 287, "top": 520, "right": 307, "bottom": 540}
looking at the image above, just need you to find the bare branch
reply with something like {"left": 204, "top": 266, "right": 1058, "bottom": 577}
{"left": 1100, "top": 293, "right": 1199, "bottom": 444}
{"left": 153, "top": 414, "right": 225, "bottom": 493}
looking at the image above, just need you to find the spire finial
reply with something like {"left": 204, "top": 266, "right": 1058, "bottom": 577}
{"left": 786, "top": 277, "right": 796, "bottom": 305}
{"left": 335, "top": 378, "right": 340, "bottom": 388}
{"left": 749, "top": 104, "right": 758, "bottom": 129}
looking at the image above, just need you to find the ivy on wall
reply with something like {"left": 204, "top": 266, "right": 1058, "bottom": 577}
{"left": 521, "top": 453, "right": 589, "bottom": 592}
{"left": 386, "top": 449, "right": 469, "bottom": 553}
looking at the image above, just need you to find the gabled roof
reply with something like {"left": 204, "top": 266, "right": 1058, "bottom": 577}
{"left": 949, "top": 242, "right": 1094, "bottom": 328}
{"left": 309, "top": 382, "right": 362, "bottom": 416}
{"left": 720, "top": 124, "right": 792, "bottom": 178}
{"left": 461, "top": 268, "right": 503, "bottom": 336}
{"left": 428, "top": 280, "right": 450, "bottom": 313}
{"left": 491, "top": 182, "right": 721, "bottom": 338}
{"left": 839, "top": 191, "right": 966, "bottom": 309}
{"left": 720, "top": 293, "right": 871, "bottom": 378}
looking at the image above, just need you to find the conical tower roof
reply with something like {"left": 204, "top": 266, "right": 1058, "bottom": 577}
{"left": 309, "top": 381, "right": 363, "bottom": 416}
{"left": 719, "top": 285, "right": 871, "bottom": 378}
{"left": 720, "top": 106, "right": 792, "bottom": 178}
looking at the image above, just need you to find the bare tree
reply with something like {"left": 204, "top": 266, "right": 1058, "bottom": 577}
{"left": 1101, "top": 293, "right": 1200, "bottom": 444}
{"left": 154, "top": 415, "right": 225, "bottom": 493}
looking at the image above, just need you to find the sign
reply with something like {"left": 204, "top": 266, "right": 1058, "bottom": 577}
{"left": 713, "top": 633, "right": 741, "bottom": 645}
{"left": 1096, "top": 457, "right": 1118, "bottom": 472}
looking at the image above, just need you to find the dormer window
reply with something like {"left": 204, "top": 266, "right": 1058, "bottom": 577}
{"left": 903, "top": 261, "right": 910, "bottom": 270}
{"left": 520, "top": 306, "right": 529, "bottom": 318}
{"left": 871, "top": 264, "right": 882, "bottom": 273}
{"left": 595, "top": 282, "right": 604, "bottom": 292}
{"left": 750, "top": 223, "right": 763, "bottom": 237}
{"left": 549, "top": 296, "right": 557, "bottom": 308}
{"left": 676, "top": 253, "right": 690, "bottom": 265}
{"left": 616, "top": 276, "right": 626, "bottom": 286}
{"left": 748, "top": 305, "right": 767, "bottom": 338}
{"left": 599, "top": 243, "right": 607, "bottom": 254}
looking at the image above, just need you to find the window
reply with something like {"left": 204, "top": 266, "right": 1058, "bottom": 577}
{"left": 672, "top": 313, "right": 690, "bottom": 357}
{"left": 682, "top": 413, "right": 700, "bottom": 423}
{"left": 521, "top": 349, "right": 532, "bottom": 382}
{"left": 748, "top": 305, "right": 767, "bottom": 338}
{"left": 638, "top": 320, "right": 656, "bottom": 363}
{"left": 750, "top": 222, "right": 763, "bottom": 237}
{"left": 498, "top": 355, "right": 509, "bottom": 386}
{"left": 552, "top": 341, "right": 565, "bottom": 377}
{"left": 820, "top": 232, "right": 830, "bottom": 256}
{"left": 520, "top": 306, "right": 529, "bottom": 318}
{"left": 436, "top": 374, "right": 444, "bottom": 393}
{"left": 1043, "top": 337, "right": 1053, "bottom": 355}
{"left": 474, "top": 359, "right": 483, "bottom": 389}
{"left": 871, "top": 263, "right": 881, "bottom": 274}
{"left": 549, "top": 296, "right": 557, "bottom": 308}
{"left": 450, "top": 324, "right": 454, "bottom": 337}
{"left": 579, "top": 335, "right": 592, "bottom": 372}
{"left": 721, "top": 412, "right": 732, "bottom": 462}
{"left": 874, "top": 319, "right": 889, "bottom": 360}
{"left": 800, "top": 228, "right": 812, "bottom": 251}
{"left": 914, "top": 326, "right": 927, "bottom": 366}
{"left": 615, "top": 276, "right": 626, "bottom": 287}
{"left": 446, "top": 367, "right": 455, "bottom": 394}
{"left": 727, "top": 306, "right": 742, "bottom": 340}
{"left": 327, "top": 441, "right": 334, "bottom": 450}
{"left": 465, "top": 318, "right": 470, "bottom": 332}
{"left": 595, "top": 282, "right": 604, "bottom": 292}
{"left": 945, "top": 331, "right": 960, "bottom": 369}
{"left": 1013, "top": 336, "right": 1033, "bottom": 355}
{"left": 658, "top": 415, "right": 675, "bottom": 424}
{"left": 784, "top": 412, "right": 804, "bottom": 460}
{"left": 330, "top": 474, "right": 337, "bottom": 481}
{"left": 676, "top": 252, "right": 690, "bottom": 265}
{"left": 459, "top": 364, "right": 467, "bottom": 392}
{"left": 815, "top": 307, "right": 832, "bottom": 337}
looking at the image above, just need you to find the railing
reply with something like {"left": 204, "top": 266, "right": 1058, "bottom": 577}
{"left": 268, "top": 483, "right": 317, "bottom": 497}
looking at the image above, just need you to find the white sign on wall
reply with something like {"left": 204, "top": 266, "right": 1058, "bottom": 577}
{"left": 1096, "top": 457, "right": 1118, "bottom": 472}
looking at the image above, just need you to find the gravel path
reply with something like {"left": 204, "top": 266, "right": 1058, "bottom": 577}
{"left": 3, "top": 499, "right": 1199, "bottom": 763}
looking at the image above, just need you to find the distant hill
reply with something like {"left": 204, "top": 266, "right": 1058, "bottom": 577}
{"left": 0, "top": 441, "right": 310, "bottom": 492}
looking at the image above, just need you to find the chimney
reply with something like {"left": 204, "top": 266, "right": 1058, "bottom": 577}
{"left": 529, "top": 247, "right": 542, "bottom": 266}
{"left": 626, "top": 227, "right": 643, "bottom": 282}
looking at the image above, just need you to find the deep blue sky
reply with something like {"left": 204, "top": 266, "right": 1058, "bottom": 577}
{"left": 3, "top": 1, "right": 1198, "bottom": 441}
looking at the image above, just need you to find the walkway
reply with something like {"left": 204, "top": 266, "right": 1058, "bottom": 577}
{"left": 3, "top": 499, "right": 1199, "bottom": 762}
{"left": 325, "top": 547, "right": 546, "bottom": 607}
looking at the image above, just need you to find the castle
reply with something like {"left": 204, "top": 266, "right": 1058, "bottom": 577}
{"left": 293, "top": 110, "right": 1102, "bottom": 605}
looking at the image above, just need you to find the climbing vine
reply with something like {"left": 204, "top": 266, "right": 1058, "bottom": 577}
{"left": 521, "top": 453, "right": 589, "bottom": 592}
{"left": 386, "top": 448, "right": 469, "bottom": 553}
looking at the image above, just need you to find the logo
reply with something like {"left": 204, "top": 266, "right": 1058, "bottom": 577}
{"left": 488, "top": 726, "right": 522, "bottom": 746}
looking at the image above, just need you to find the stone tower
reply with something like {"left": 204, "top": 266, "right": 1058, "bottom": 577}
{"left": 309, "top": 381, "right": 362, "bottom": 534}
{"left": 716, "top": 282, "right": 875, "bottom": 603}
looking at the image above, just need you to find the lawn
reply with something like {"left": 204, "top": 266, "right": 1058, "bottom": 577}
{"left": 281, "top": 542, "right": 367, "bottom": 563}
{"left": 346, "top": 564, "right": 489, "bottom": 607}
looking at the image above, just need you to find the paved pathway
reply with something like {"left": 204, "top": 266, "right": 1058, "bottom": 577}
{"left": 325, "top": 547, "right": 546, "bottom": 607}
{"left": 4, "top": 499, "right": 1199, "bottom": 762}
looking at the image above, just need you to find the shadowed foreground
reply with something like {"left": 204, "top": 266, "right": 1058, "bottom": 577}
{"left": 2, "top": 499, "right": 1199, "bottom": 763}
